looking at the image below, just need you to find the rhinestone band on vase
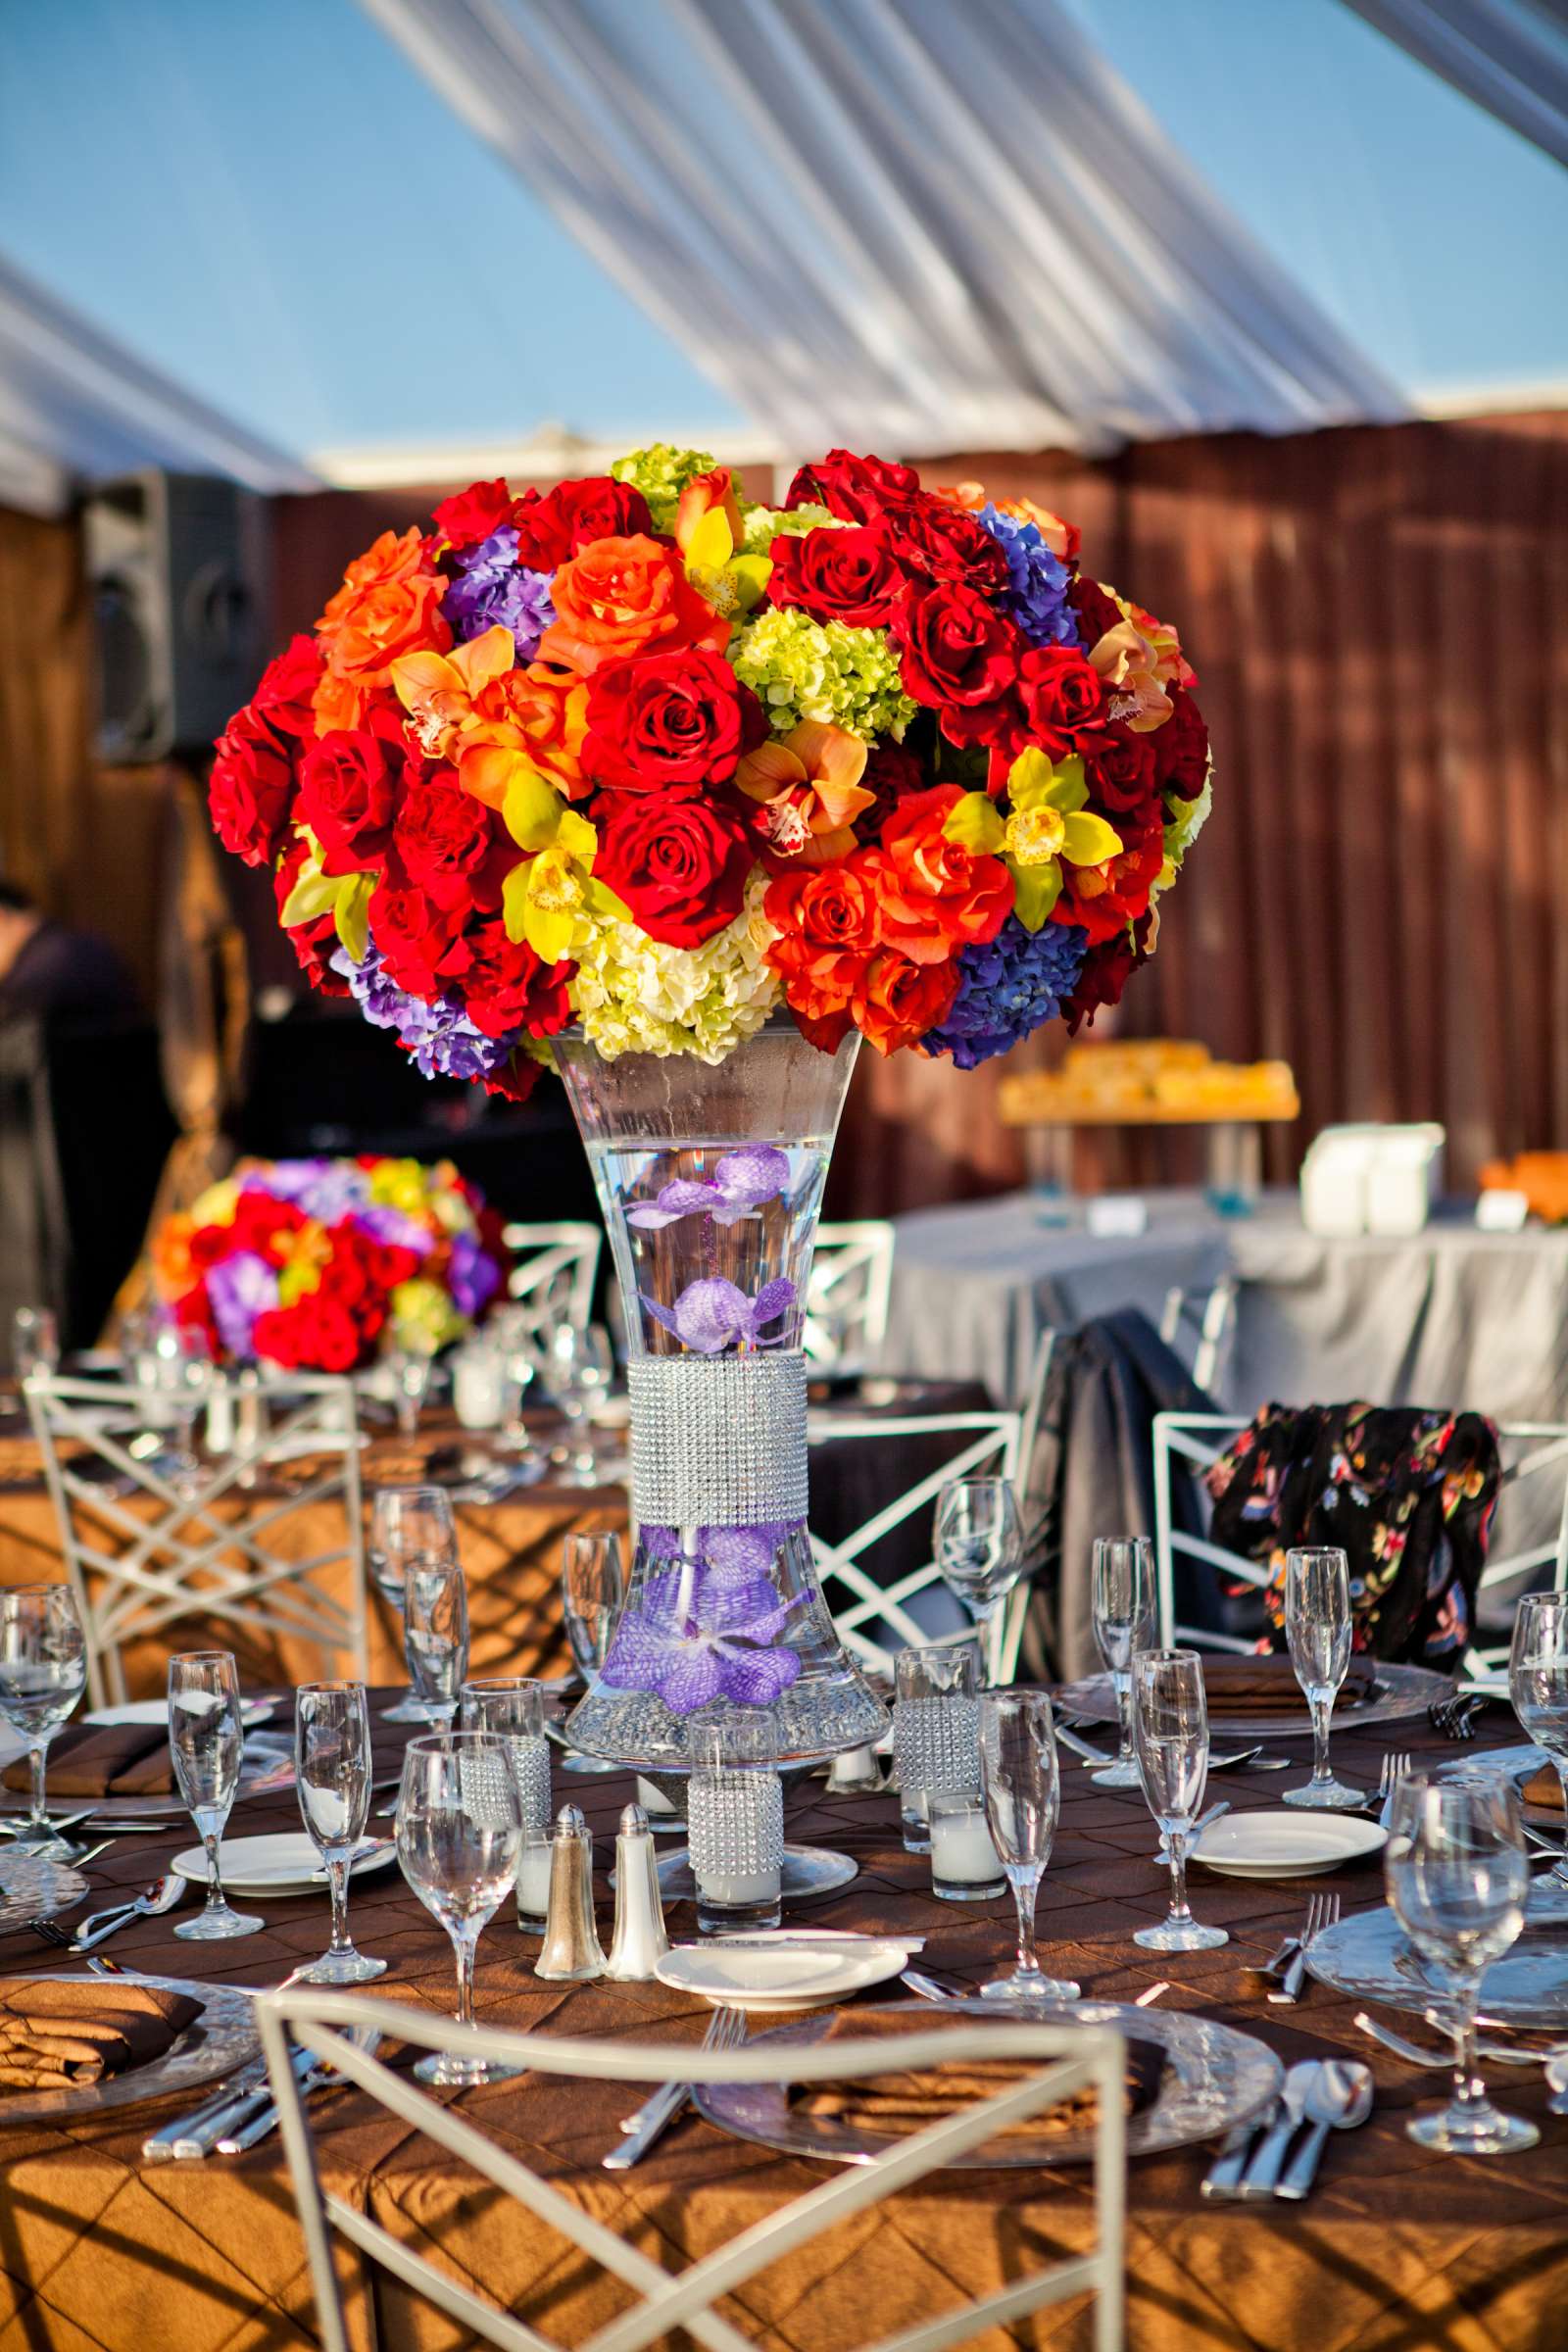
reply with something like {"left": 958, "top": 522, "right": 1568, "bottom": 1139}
{"left": 627, "top": 1351, "right": 808, "bottom": 1528}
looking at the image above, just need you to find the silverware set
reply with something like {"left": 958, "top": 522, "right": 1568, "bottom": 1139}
{"left": 27, "top": 1872, "right": 185, "bottom": 1954}
{"left": 1242, "top": 1889, "right": 1341, "bottom": 2004}
{"left": 141, "top": 2025, "right": 381, "bottom": 2160}
{"left": 1428, "top": 1691, "right": 1492, "bottom": 1741}
{"left": 1054, "top": 1715, "right": 1289, "bottom": 1774}
{"left": 1203, "top": 2057, "right": 1373, "bottom": 2200}
{"left": 603, "top": 2004, "right": 747, "bottom": 2170}
{"left": 1353, "top": 2008, "right": 1568, "bottom": 2071}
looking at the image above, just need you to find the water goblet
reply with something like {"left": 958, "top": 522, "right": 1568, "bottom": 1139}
{"left": 396, "top": 1731, "right": 523, "bottom": 2084}
{"left": 0, "top": 1585, "right": 88, "bottom": 1860}
{"left": 460, "top": 1676, "right": 553, "bottom": 1929}
{"left": 168, "top": 1651, "right": 263, "bottom": 1939}
{"left": 978, "top": 1690, "right": 1080, "bottom": 2000}
{"left": 384, "top": 1344, "right": 435, "bottom": 1438}
{"left": 147, "top": 1326, "right": 215, "bottom": 1496}
{"left": 12, "top": 1306, "right": 59, "bottom": 1383}
{"left": 1386, "top": 1777, "right": 1535, "bottom": 2153}
{"left": 293, "top": 1682, "right": 386, "bottom": 1984}
{"left": 1509, "top": 1592, "right": 1568, "bottom": 1865}
{"left": 369, "top": 1485, "right": 457, "bottom": 1723}
{"left": 1282, "top": 1545, "right": 1363, "bottom": 1810}
{"left": 404, "top": 1555, "right": 469, "bottom": 1729}
{"left": 933, "top": 1477, "right": 1023, "bottom": 1676}
{"left": 1090, "top": 1536, "right": 1156, "bottom": 1788}
{"left": 1132, "top": 1647, "right": 1228, "bottom": 1950}
{"left": 562, "top": 1530, "right": 625, "bottom": 1683}
{"left": 549, "top": 1324, "right": 614, "bottom": 1481}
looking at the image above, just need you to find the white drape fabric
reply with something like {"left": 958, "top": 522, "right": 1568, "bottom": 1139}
{"left": 1341, "top": 0, "right": 1568, "bottom": 169}
{"left": 358, "top": 0, "right": 1406, "bottom": 454}
{"left": 0, "top": 251, "right": 316, "bottom": 514}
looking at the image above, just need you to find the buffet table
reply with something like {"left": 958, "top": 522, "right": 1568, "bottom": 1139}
{"left": 0, "top": 1699, "right": 1561, "bottom": 2351}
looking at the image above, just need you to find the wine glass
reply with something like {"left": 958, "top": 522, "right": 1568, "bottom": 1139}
{"left": 1386, "top": 1776, "right": 1535, "bottom": 2153}
{"left": 168, "top": 1651, "right": 263, "bottom": 1939}
{"left": 150, "top": 1326, "right": 216, "bottom": 1496}
{"left": 1282, "top": 1545, "right": 1362, "bottom": 1810}
{"left": 293, "top": 1682, "right": 386, "bottom": 1984}
{"left": 404, "top": 1556, "right": 469, "bottom": 1728}
{"left": 933, "top": 1478, "right": 1024, "bottom": 1676}
{"left": 561, "top": 1530, "right": 625, "bottom": 1683}
{"left": 369, "top": 1485, "right": 458, "bottom": 1723}
{"left": 1090, "top": 1536, "right": 1156, "bottom": 1788}
{"left": 549, "top": 1324, "right": 613, "bottom": 1481}
{"left": 1132, "top": 1647, "right": 1228, "bottom": 1950}
{"left": 1509, "top": 1593, "right": 1568, "bottom": 1867}
{"left": 396, "top": 1731, "right": 524, "bottom": 2084}
{"left": 0, "top": 1585, "right": 88, "bottom": 1859}
{"left": 978, "top": 1690, "right": 1080, "bottom": 2001}
{"left": 12, "top": 1306, "right": 59, "bottom": 1383}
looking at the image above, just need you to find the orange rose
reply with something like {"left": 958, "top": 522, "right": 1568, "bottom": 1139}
{"left": 313, "top": 527, "right": 451, "bottom": 731}
{"left": 863, "top": 785, "right": 1012, "bottom": 966}
{"left": 852, "top": 950, "right": 959, "bottom": 1054}
{"left": 536, "top": 534, "right": 731, "bottom": 677}
{"left": 150, "top": 1211, "right": 197, "bottom": 1298}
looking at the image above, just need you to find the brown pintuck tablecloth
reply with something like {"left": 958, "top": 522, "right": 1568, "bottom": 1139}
{"left": 0, "top": 1698, "right": 1563, "bottom": 2351}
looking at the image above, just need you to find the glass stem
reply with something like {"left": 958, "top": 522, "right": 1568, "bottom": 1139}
{"left": 203, "top": 1830, "right": 225, "bottom": 1918}
{"left": 455, "top": 1934, "right": 476, "bottom": 2031}
{"left": 1557, "top": 1762, "right": 1568, "bottom": 1865}
{"left": 1167, "top": 1830, "right": 1193, "bottom": 1924}
{"left": 1449, "top": 1981, "right": 1485, "bottom": 2117}
{"left": 1112, "top": 1671, "right": 1133, "bottom": 1763}
{"left": 1010, "top": 1867, "right": 1041, "bottom": 1977}
{"left": 326, "top": 1856, "right": 352, "bottom": 1954}
{"left": 27, "top": 1742, "right": 48, "bottom": 1837}
{"left": 1310, "top": 1696, "right": 1332, "bottom": 1786}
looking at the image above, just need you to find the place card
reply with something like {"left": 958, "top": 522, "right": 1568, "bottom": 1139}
{"left": 1088, "top": 1195, "right": 1149, "bottom": 1238}
{"left": 1475, "top": 1190, "right": 1530, "bottom": 1233}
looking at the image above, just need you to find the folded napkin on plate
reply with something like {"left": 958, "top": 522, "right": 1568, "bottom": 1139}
{"left": 1523, "top": 1763, "right": 1564, "bottom": 1810}
{"left": 0, "top": 1723, "right": 175, "bottom": 1798}
{"left": 792, "top": 2011, "right": 1164, "bottom": 2140}
{"left": 0, "top": 1981, "right": 201, "bottom": 2090}
{"left": 1199, "top": 1654, "right": 1381, "bottom": 1719}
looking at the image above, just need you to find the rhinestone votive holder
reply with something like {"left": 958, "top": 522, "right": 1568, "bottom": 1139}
{"left": 688, "top": 1763, "right": 785, "bottom": 1935}
{"left": 893, "top": 1638, "right": 985, "bottom": 1854}
{"left": 508, "top": 1735, "right": 553, "bottom": 1927}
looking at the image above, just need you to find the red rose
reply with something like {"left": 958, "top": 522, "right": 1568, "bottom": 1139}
{"left": 892, "top": 501, "right": 1010, "bottom": 594}
{"left": 1086, "top": 722, "right": 1158, "bottom": 816}
{"left": 254, "top": 1294, "right": 365, "bottom": 1375}
{"left": 210, "top": 703, "right": 296, "bottom": 868}
{"left": 866, "top": 785, "right": 1012, "bottom": 963}
{"left": 437, "top": 919, "right": 573, "bottom": 1040}
{"left": 387, "top": 769, "right": 512, "bottom": 910}
{"left": 1064, "top": 918, "right": 1150, "bottom": 1034}
{"left": 893, "top": 584, "right": 1023, "bottom": 723}
{"left": 432, "top": 478, "right": 514, "bottom": 552}
{"left": 273, "top": 833, "right": 349, "bottom": 996}
{"left": 296, "top": 709, "right": 413, "bottom": 876}
{"left": 250, "top": 636, "right": 322, "bottom": 740}
{"left": 851, "top": 950, "right": 960, "bottom": 1054}
{"left": 786, "top": 450, "right": 921, "bottom": 523}
{"left": 1152, "top": 687, "right": 1209, "bottom": 800}
{"left": 580, "top": 647, "right": 766, "bottom": 796}
{"left": 1011, "top": 646, "right": 1107, "bottom": 757}
{"left": 505, "top": 486, "right": 572, "bottom": 573}
{"left": 546, "top": 475, "right": 654, "bottom": 553}
{"left": 765, "top": 523, "right": 906, "bottom": 628}
{"left": 594, "top": 794, "right": 755, "bottom": 948}
{"left": 1070, "top": 576, "right": 1123, "bottom": 649}
{"left": 368, "top": 877, "right": 464, "bottom": 999}
{"left": 1055, "top": 811, "right": 1164, "bottom": 946}
{"left": 857, "top": 741, "right": 927, "bottom": 836}
{"left": 480, "top": 1053, "right": 543, "bottom": 1106}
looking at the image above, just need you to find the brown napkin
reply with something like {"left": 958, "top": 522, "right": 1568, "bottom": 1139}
{"left": 0, "top": 1981, "right": 201, "bottom": 2090}
{"left": 1523, "top": 1763, "right": 1563, "bottom": 1810}
{"left": 792, "top": 2010, "right": 1164, "bottom": 2141}
{"left": 0, "top": 1723, "right": 175, "bottom": 1798}
{"left": 1200, "top": 1653, "right": 1381, "bottom": 1719}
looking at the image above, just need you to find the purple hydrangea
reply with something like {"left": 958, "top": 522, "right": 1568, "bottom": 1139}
{"left": 205, "top": 1250, "right": 278, "bottom": 1359}
{"left": 974, "top": 505, "right": 1080, "bottom": 649}
{"left": 441, "top": 527, "right": 556, "bottom": 655}
{"left": 242, "top": 1158, "right": 367, "bottom": 1225}
{"left": 920, "top": 917, "right": 1089, "bottom": 1068}
{"left": 331, "top": 942, "right": 521, "bottom": 1086}
{"left": 448, "top": 1227, "right": 501, "bottom": 1320}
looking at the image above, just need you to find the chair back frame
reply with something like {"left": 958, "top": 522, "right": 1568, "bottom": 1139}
{"left": 1157, "top": 1277, "right": 1237, "bottom": 1397}
{"left": 804, "top": 1220, "right": 896, "bottom": 1370}
{"left": 501, "top": 1222, "right": 603, "bottom": 1351}
{"left": 23, "top": 1370, "right": 368, "bottom": 1706}
{"left": 260, "top": 1985, "right": 1125, "bottom": 2352}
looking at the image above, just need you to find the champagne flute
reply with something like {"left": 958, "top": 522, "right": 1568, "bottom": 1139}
{"left": 294, "top": 1682, "right": 386, "bottom": 1984}
{"left": 1090, "top": 1536, "right": 1155, "bottom": 1788}
{"left": 1509, "top": 1592, "right": 1568, "bottom": 1867}
{"left": 404, "top": 1556, "right": 469, "bottom": 1728}
{"left": 0, "top": 1585, "right": 88, "bottom": 1859}
{"left": 550, "top": 1324, "right": 613, "bottom": 1481}
{"left": 978, "top": 1690, "right": 1080, "bottom": 2001}
{"left": 933, "top": 1478, "right": 1024, "bottom": 1677}
{"left": 396, "top": 1731, "right": 523, "bottom": 2084}
{"left": 168, "top": 1651, "right": 263, "bottom": 1939}
{"left": 1132, "top": 1648, "right": 1228, "bottom": 1950}
{"left": 1282, "top": 1546, "right": 1362, "bottom": 1810}
{"left": 561, "top": 1530, "right": 625, "bottom": 1682}
{"left": 1386, "top": 1777, "right": 1535, "bottom": 2153}
{"left": 12, "top": 1306, "right": 59, "bottom": 1383}
{"left": 369, "top": 1485, "right": 457, "bottom": 1722}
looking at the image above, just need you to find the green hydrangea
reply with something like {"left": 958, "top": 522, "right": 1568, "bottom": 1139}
{"left": 611, "top": 444, "right": 726, "bottom": 533}
{"left": 564, "top": 878, "right": 781, "bottom": 1064}
{"left": 740, "top": 501, "right": 841, "bottom": 557}
{"left": 729, "top": 606, "right": 917, "bottom": 743}
{"left": 1163, "top": 768, "right": 1212, "bottom": 865}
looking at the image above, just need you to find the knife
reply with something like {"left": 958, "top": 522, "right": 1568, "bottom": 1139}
{"left": 1236, "top": 2061, "right": 1319, "bottom": 2197}
{"left": 1201, "top": 2107, "right": 1274, "bottom": 2201}
{"left": 1054, "top": 1723, "right": 1114, "bottom": 1766}
{"left": 216, "top": 2032, "right": 381, "bottom": 2153}
{"left": 143, "top": 2059, "right": 270, "bottom": 2161}
{"left": 604, "top": 2079, "right": 691, "bottom": 2169}
{"left": 163, "top": 2043, "right": 319, "bottom": 2161}
{"left": 1269, "top": 1942, "right": 1312, "bottom": 2005}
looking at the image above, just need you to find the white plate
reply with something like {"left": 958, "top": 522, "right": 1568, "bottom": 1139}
{"left": 84, "top": 1698, "right": 277, "bottom": 1729}
{"left": 656, "top": 1936, "right": 910, "bottom": 2012}
{"left": 172, "top": 1833, "right": 397, "bottom": 1897}
{"left": 1193, "top": 1809, "right": 1387, "bottom": 1879}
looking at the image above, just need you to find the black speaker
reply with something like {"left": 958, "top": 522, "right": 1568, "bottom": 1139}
{"left": 83, "top": 470, "right": 269, "bottom": 761}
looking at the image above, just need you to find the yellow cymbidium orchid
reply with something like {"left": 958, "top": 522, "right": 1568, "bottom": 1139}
{"left": 390, "top": 626, "right": 515, "bottom": 761}
{"left": 499, "top": 768, "right": 627, "bottom": 964}
{"left": 675, "top": 467, "right": 771, "bottom": 618}
{"left": 942, "top": 748, "right": 1122, "bottom": 931}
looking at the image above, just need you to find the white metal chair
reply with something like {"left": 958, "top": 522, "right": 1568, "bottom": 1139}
{"left": 804, "top": 1219, "right": 895, "bottom": 1370}
{"left": 1152, "top": 1408, "right": 1568, "bottom": 1669}
{"left": 502, "top": 1221, "right": 603, "bottom": 1355}
{"left": 1157, "top": 1277, "right": 1237, "bottom": 1399}
{"left": 23, "top": 1370, "right": 368, "bottom": 1706}
{"left": 261, "top": 1985, "right": 1126, "bottom": 2352}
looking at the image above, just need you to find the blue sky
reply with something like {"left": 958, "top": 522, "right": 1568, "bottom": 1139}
{"left": 2, "top": 0, "right": 1565, "bottom": 465}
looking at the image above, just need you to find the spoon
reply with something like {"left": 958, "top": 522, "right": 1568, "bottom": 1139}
{"left": 70, "top": 1874, "right": 185, "bottom": 1952}
{"left": 1276, "top": 2061, "right": 1374, "bottom": 2199}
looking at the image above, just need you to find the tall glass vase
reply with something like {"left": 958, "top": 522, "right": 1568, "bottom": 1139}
{"left": 555, "top": 1015, "right": 888, "bottom": 1773}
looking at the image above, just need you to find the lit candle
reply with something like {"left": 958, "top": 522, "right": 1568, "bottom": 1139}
{"left": 694, "top": 1862, "right": 781, "bottom": 1906}
{"left": 929, "top": 1795, "right": 1005, "bottom": 1900}
{"left": 454, "top": 1346, "right": 505, "bottom": 1430}
{"left": 517, "top": 1838, "right": 553, "bottom": 1928}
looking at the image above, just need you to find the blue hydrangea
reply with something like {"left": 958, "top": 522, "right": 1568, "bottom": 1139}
{"left": 441, "top": 526, "right": 556, "bottom": 656}
{"left": 330, "top": 942, "right": 520, "bottom": 1085}
{"left": 973, "top": 505, "right": 1080, "bottom": 650}
{"left": 921, "top": 917, "right": 1089, "bottom": 1068}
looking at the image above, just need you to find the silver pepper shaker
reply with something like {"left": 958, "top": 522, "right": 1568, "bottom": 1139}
{"left": 606, "top": 1802, "right": 670, "bottom": 1982}
{"left": 534, "top": 1804, "right": 606, "bottom": 1982}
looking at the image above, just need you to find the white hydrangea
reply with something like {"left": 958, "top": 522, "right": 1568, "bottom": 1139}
{"left": 564, "top": 875, "right": 782, "bottom": 1064}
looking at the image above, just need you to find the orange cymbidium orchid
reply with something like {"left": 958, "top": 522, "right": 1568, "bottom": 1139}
{"left": 1084, "top": 592, "right": 1197, "bottom": 733}
{"left": 391, "top": 630, "right": 590, "bottom": 811}
{"left": 390, "top": 626, "right": 516, "bottom": 762}
{"left": 735, "top": 719, "right": 876, "bottom": 863}
{"left": 932, "top": 479, "right": 1078, "bottom": 564}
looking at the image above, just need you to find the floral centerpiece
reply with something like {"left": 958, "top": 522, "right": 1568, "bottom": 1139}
{"left": 150, "top": 1156, "right": 505, "bottom": 1373}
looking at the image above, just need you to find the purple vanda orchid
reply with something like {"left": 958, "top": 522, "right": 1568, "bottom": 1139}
{"left": 597, "top": 1530, "right": 808, "bottom": 1715}
{"left": 626, "top": 1145, "right": 791, "bottom": 1230}
{"left": 642, "top": 1276, "right": 795, "bottom": 1354}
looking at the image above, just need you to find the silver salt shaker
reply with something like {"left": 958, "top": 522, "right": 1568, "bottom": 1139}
{"left": 606, "top": 1802, "right": 670, "bottom": 1981}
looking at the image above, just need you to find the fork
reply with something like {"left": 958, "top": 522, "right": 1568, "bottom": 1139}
{"left": 1269, "top": 1890, "right": 1340, "bottom": 2004}
{"left": 605, "top": 2006, "right": 747, "bottom": 2170}
{"left": 1376, "top": 1750, "right": 1412, "bottom": 1828}
{"left": 1428, "top": 1692, "right": 1486, "bottom": 1741}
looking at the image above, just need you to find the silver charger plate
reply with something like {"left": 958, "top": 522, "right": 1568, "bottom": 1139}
{"left": 1305, "top": 1906, "right": 1568, "bottom": 2025}
{"left": 609, "top": 1844, "right": 859, "bottom": 1900}
{"left": 0, "top": 1734, "right": 295, "bottom": 1825}
{"left": 692, "top": 1996, "right": 1282, "bottom": 2171}
{"left": 1437, "top": 1743, "right": 1563, "bottom": 1825}
{"left": 0, "top": 1970, "right": 261, "bottom": 2126}
{"left": 0, "top": 1854, "right": 89, "bottom": 1924}
{"left": 1055, "top": 1661, "right": 1450, "bottom": 1740}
